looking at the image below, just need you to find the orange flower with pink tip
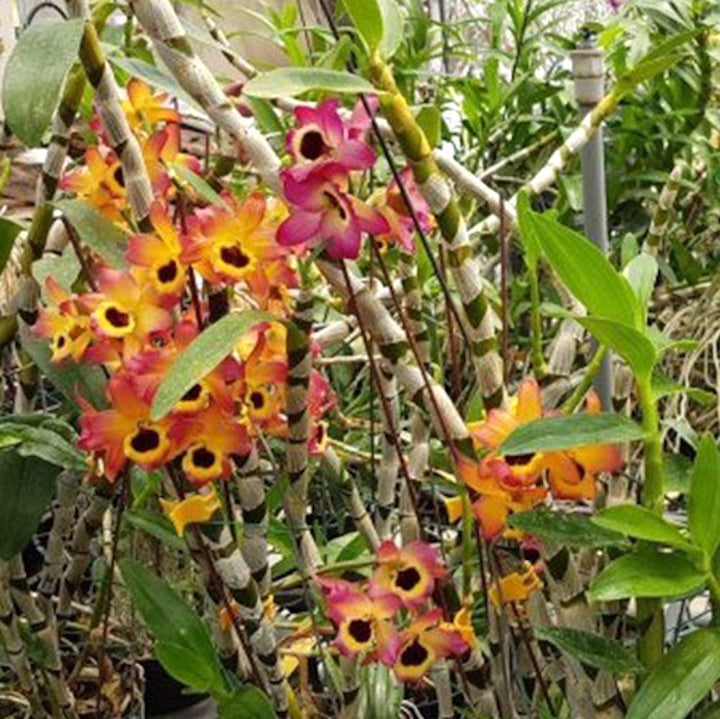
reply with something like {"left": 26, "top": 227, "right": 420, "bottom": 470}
{"left": 393, "top": 609, "right": 468, "bottom": 682}
{"left": 369, "top": 540, "right": 446, "bottom": 610}
{"left": 182, "top": 191, "right": 287, "bottom": 286}
{"left": 318, "top": 577, "right": 401, "bottom": 665}
{"left": 78, "top": 372, "right": 175, "bottom": 481}
{"left": 125, "top": 203, "right": 186, "bottom": 297}
{"left": 143, "top": 124, "right": 202, "bottom": 198}
{"left": 171, "top": 405, "right": 251, "bottom": 485}
{"left": 123, "top": 78, "right": 180, "bottom": 133}
{"left": 59, "top": 146, "right": 126, "bottom": 222}
{"left": 33, "top": 277, "right": 93, "bottom": 364}
{"left": 78, "top": 268, "right": 174, "bottom": 361}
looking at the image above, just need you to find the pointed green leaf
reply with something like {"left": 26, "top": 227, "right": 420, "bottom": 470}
{"left": 218, "top": 687, "right": 277, "bottom": 719}
{"left": 533, "top": 626, "right": 643, "bottom": 675}
{"left": 517, "top": 192, "right": 541, "bottom": 269}
{"left": 54, "top": 200, "right": 129, "bottom": 269}
{"left": 578, "top": 317, "right": 657, "bottom": 379}
{"left": 243, "top": 68, "right": 376, "bottom": 99}
{"left": 0, "top": 449, "right": 59, "bottom": 560}
{"left": 688, "top": 435, "right": 720, "bottom": 558}
{"left": 526, "top": 207, "right": 638, "bottom": 326}
{"left": 342, "top": 0, "right": 383, "bottom": 51}
{"left": 377, "top": 0, "right": 404, "bottom": 59}
{"left": 0, "top": 423, "right": 85, "bottom": 470}
{"left": 590, "top": 551, "right": 706, "bottom": 601}
{"left": 119, "top": 559, "right": 225, "bottom": 694}
{"left": 507, "top": 510, "right": 626, "bottom": 548}
{"left": 151, "top": 311, "right": 273, "bottom": 421}
{"left": 500, "top": 413, "right": 645, "bottom": 456}
{"left": 2, "top": 19, "right": 85, "bottom": 146}
{"left": 592, "top": 505, "right": 694, "bottom": 551}
{"left": 622, "top": 253, "right": 658, "bottom": 322}
{"left": 172, "top": 165, "right": 229, "bottom": 210}
{"left": 0, "top": 217, "right": 24, "bottom": 274}
{"left": 415, "top": 105, "right": 441, "bottom": 149}
{"left": 627, "top": 630, "right": 720, "bottom": 719}
{"left": 652, "top": 373, "right": 716, "bottom": 406}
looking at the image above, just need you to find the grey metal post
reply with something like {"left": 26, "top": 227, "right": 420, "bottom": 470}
{"left": 572, "top": 36, "right": 613, "bottom": 410}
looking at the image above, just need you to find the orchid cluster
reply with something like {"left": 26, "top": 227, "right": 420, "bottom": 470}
{"left": 276, "top": 99, "right": 434, "bottom": 260}
{"left": 455, "top": 378, "right": 623, "bottom": 538}
{"left": 318, "top": 541, "right": 472, "bottom": 682}
{"left": 35, "top": 79, "right": 335, "bottom": 526}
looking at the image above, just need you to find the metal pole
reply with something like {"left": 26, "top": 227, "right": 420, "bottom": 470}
{"left": 572, "top": 35, "right": 613, "bottom": 410}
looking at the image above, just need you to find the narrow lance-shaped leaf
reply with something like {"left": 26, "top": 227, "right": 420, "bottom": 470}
{"left": 590, "top": 551, "right": 707, "bottom": 601}
{"left": 533, "top": 625, "right": 643, "bottom": 675}
{"left": 342, "top": 0, "right": 383, "bottom": 51}
{"left": 627, "top": 629, "right": 720, "bottom": 719}
{"left": 243, "top": 68, "right": 377, "bottom": 99}
{"left": 500, "top": 413, "right": 645, "bottom": 456}
{"left": 2, "top": 19, "right": 85, "bottom": 146}
{"left": 525, "top": 206, "right": 639, "bottom": 327}
{"left": 0, "top": 217, "right": 24, "bottom": 274}
{"left": 688, "top": 435, "right": 720, "bottom": 558}
{"left": 151, "top": 311, "right": 273, "bottom": 421}
{"left": 592, "top": 505, "right": 695, "bottom": 551}
{"left": 507, "top": 510, "right": 626, "bottom": 548}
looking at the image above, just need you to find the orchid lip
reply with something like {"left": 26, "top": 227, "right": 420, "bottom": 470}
{"left": 298, "top": 128, "right": 329, "bottom": 160}
{"left": 348, "top": 618, "right": 372, "bottom": 644}
{"left": 156, "top": 259, "right": 178, "bottom": 284}
{"left": 400, "top": 639, "right": 429, "bottom": 667}
{"left": 395, "top": 566, "right": 421, "bottom": 592}
{"left": 191, "top": 446, "right": 216, "bottom": 469}
{"left": 219, "top": 244, "right": 251, "bottom": 269}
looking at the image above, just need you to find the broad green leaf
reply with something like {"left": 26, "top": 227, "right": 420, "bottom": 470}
{"left": 343, "top": 0, "right": 383, "bottom": 51}
{"left": 627, "top": 630, "right": 720, "bottom": 719}
{"left": 151, "top": 311, "right": 272, "bottom": 421}
{"left": 617, "top": 54, "right": 684, "bottom": 93}
{"left": 415, "top": 105, "right": 441, "bottom": 149}
{"left": 0, "top": 423, "right": 85, "bottom": 470}
{"left": 218, "top": 687, "right": 277, "bottom": 719}
{"left": 54, "top": 200, "right": 129, "bottom": 269}
{"left": 526, "top": 206, "right": 638, "bottom": 326}
{"left": 0, "top": 217, "right": 24, "bottom": 274}
{"left": 119, "top": 560, "right": 225, "bottom": 694}
{"left": 652, "top": 373, "right": 716, "bottom": 406}
{"left": 243, "top": 68, "right": 376, "bottom": 98}
{"left": 0, "top": 449, "right": 59, "bottom": 560}
{"left": 19, "top": 323, "right": 108, "bottom": 411}
{"left": 622, "top": 253, "right": 658, "bottom": 322}
{"left": 664, "top": 453, "right": 693, "bottom": 494}
{"left": 244, "top": 97, "right": 285, "bottom": 135}
{"left": 578, "top": 317, "right": 657, "bottom": 379}
{"left": 533, "top": 626, "right": 643, "bottom": 675}
{"left": 590, "top": 551, "right": 706, "bottom": 601}
{"left": 172, "top": 165, "right": 229, "bottom": 210}
{"left": 33, "top": 251, "right": 81, "bottom": 293}
{"left": 507, "top": 510, "right": 626, "bottom": 548}
{"left": 500, "top": 413, "right": 645, "bottom": 456}
{"left": 688, "top": 435, "right": 720, "bottom": 558}
{"left": 592, "top": 505, "right": 694, "bottom": 551}
{"left": 2, "top": 19, "right": 85, "bottom": 146}
{"left": 377, "top": 0, "right": 404, "bottom": 59}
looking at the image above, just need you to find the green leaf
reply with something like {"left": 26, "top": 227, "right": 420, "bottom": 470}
{"left": 0, "top": 423, "right": 85, "bottom": 470}
{"left": 688, "top": 435, "right": 720, "bottom": 559}
{"left": 218, "top": 687, "right": 277, "bottom": 719}
{"left": 172, "top": 165, "right": 230, "bottom": 210}
{"left": 652, "top": 373, "right": 716, "bottom": 406}
{"left": 151, "top": 311, "right": 272, "bottom": 421}
{"left": 54, "top": 200, "right": 129, "bottom": 269}
{"left": 622, "top": 253, "right": 658, "bottom": 322}
{"left": 578, "top": 317, "right": 657, "bottom": 379}
{"left": 500, "top": 413, "right": 645, "bottom": 456}
{"left": 2, "top": 19, "right": 85, "bottom": 146}
{"left": 517, "top": 192, "right": 541, "bottom": 269}
{"left": 533, "top": 626, "right": 643, "bottom": 675}
{"left": 243, "top": 68, "right": 376, "bottom": 98}
{"left": 244, "top": 97, "right": 284, "bottom": 135}
{"left": 342, "top": 0, "right": 383, "bottom": 51}
{"left": 33, "top": 252, "right": 81, "bottom": 293}
{"left": 414, "top": 105, "right": 441, "bottom": 149}
{"left": 0, "top": 449, "right": 59, "bottom": 560}
{"left": 627, "top": 630, "right": 720, "bottom": 719}
{"left": 592, "top": 505, "right": 694, "bottom": 551}
{"left": 377, "top": 0, "right": 404, "bottom": 59}
{"left": 526, "top": 206, "right": 639, "bottom": 326}
{"left": 0, "top": 217, "right": 24, "bottom": 274}
{"left": 19, "top": 323, "right": 108, "bottom": 411}
{"left": 617, "top": 53, "right": 685, "bottom": 95}
{"left": 590, "top": 551, "right": 706, "bottom": 601}
{"left": 507, "top": 510, "right": 626, "bottom": 548}
{"left": 125, "top": 511, "right": 186, "bottom": 551}
{"left": 119, "top": 559, "right": 225, "bottom": 694}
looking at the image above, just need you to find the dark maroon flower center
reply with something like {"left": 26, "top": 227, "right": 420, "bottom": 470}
{"left": 113, "top": 166, "right": 125, "bottom": 188}
{"left": 395, "top": 566, "right": 421, "bottom": 592}
{"left": 348, "top": 619, "right": 372, "bottom": 644}
{"left": 506, "top": 452, "right": 535, "bottom": 467}
{"left": 157, "top": 259, "right": 178, "bottom": 284}
{"left": 400, "top": 639, "right": 429, "bottom": 667}
{"left": 323, "top": 191, "right": 347, "bottom": 221}
{"left": 299, "top": 129, "right": 329, "bottom": 160}
{"left": 249, "top": 391, "right": 265, "bottom": 410}
{"left": 130, "top": 427, "right": 161, "bottom": 454}
{"left": 220, "top": 245, "right": 250, "bottom": 269}
{"left": 191, "top": 447, "right": 216, "bottom": 469}
{"left": 104, "top": 306, "right": 131, "bottom": 328}
{"left": 181, "top": 384, "right": 203, "bottom": 402}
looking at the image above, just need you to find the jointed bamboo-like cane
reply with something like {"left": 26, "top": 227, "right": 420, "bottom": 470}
{"left": 644, "top": 159, "right": 687, "bottom": 255}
